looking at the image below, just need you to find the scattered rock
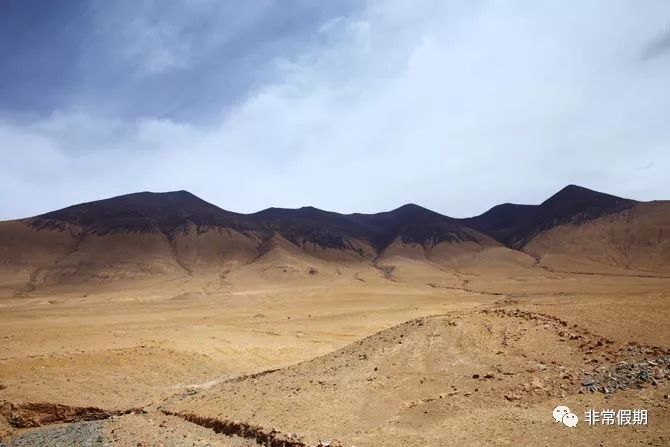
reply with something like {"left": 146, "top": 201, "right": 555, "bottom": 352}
{"left": 531, "top": 378, "right": 548, "bottom": 391}
{"left": 581, "top": 377, "right": 595, "bottom": 387}
{"left": 504, "top": 392, "right": 521, "bottom": 401}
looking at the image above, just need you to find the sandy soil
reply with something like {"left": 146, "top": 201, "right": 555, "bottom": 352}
{"left": 1, "top": 257, "right": 669, "bottom": 446}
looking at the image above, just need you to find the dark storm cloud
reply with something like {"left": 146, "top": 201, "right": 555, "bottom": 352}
{"left": 0, "top": 1, "right": 92, "bottom": 117}
{"left": 0, "top": 0, "right": 359, "bottom": 121}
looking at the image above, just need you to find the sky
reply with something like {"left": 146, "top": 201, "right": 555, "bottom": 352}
{"left": 1, "top": 0, "right": 669, "bottom": 220}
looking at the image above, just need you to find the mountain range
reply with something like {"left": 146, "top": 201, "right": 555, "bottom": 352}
{"left": 1, "top": 184, "right": 668, "bottom": 292}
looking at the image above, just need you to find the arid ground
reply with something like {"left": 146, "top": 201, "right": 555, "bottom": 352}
{"left": 1, "top": 186, "right": 669, "bottom": 446}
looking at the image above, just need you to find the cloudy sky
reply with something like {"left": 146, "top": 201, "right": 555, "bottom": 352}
{"left": 1, "top": 0, "right": 669, "bottom": 220}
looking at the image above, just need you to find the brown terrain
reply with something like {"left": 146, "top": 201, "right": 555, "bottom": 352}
{"left": 0, "top": 185, "right": 669, "bottom": 446}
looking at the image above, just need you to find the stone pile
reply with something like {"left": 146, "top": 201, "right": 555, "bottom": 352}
{"left": 581, "top": 355, "right": 670, "bottom": 395}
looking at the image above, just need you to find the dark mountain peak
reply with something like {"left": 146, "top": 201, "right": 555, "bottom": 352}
{"left": 41, "top": 190, "right": 223, "bottom": 216}
{"left": 554, "top": 184, "right": 592, "bottom": 194}
{"left": 344, "top": 203, "right": 481, "bottom": 250}
{"left": 464, "top": 185, "right": 638, "bottom": 248}
{"left": 540, "top": 184, "right": 636, "bottom": 217}
{"left": 251, "top": 206, "right": 334, "bottom": 220}
{"left": 382, "top": 203, "right": 441, "bottom": 220}
{"left": 55, "top": 190, "right": 210, "bottom": 209}
{"left": 253, "top": 206, "right": 290, "bottom": 216}
{"left": 393, "top": 203, "right": 426, "bottom": 211}
{"left": 542, "top": 184, "right": 630, "bottom": 206}
{"left": 27, "top": 190, "right": 250, "bottom": 236}
{"left": 136, "top": 189, "right": 191, "bottom": 197}
{"left": 247, "top": 206, "right": 373, "bottom": 252}
{"left": 154, "top": 189, "right": 201, "bottom": 200}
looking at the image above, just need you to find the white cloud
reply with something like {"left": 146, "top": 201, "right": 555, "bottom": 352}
{"left": 1, "top": 1, "right": 669, "bottom": 220}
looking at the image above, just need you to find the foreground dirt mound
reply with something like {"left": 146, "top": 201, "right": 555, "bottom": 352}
{"left": 166, "top": 309, "right": 670, "bottom": 446}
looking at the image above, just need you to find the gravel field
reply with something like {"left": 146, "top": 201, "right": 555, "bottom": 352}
{"left": 1, "top": 413, "right": 262, "bottom": 447}
{"left": 3, "top": 421, "right": 105, "bottom": 447}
